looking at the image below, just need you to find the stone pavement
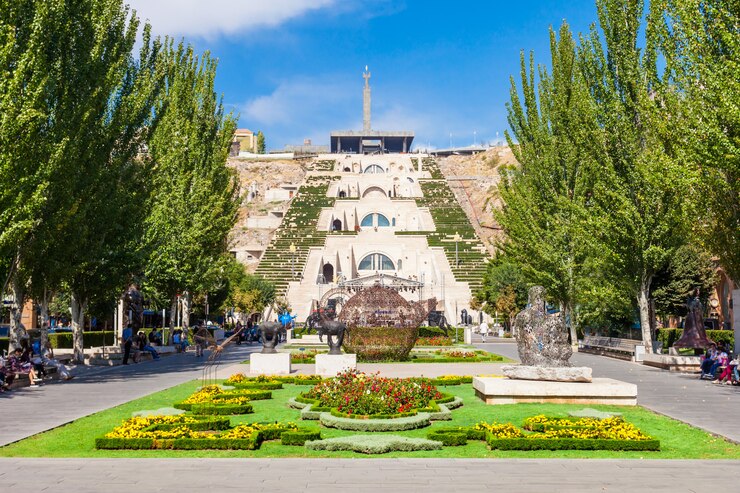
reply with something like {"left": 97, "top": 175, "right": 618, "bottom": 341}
{"left": 2, "top": 339, "right": 740, "bottom": 492}
{"left": 479, "top": 341, "right": 740, "bottom": 443}
{"left": 3, "top": 458, "right": 739, "bottom": 492}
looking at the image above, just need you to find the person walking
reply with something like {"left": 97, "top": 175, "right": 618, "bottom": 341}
{"left": 194, "top": 325, "right": 209, "bottom": 357}
{"left": 480, "top": 320, "right": 489, "bottom": 343}
{"left": 121, "top": 323, "right": 134, "bottom": 365}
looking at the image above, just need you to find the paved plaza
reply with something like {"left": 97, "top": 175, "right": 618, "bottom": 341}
{"left": 2, "top": 341, "right": 740, "bottom": 492}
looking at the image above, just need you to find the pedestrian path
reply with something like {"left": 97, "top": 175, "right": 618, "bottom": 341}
{"left": 4, "top": 457, "right": 740, "bottom": 493}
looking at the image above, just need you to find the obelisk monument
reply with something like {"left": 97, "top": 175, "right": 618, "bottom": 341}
{"left": 363, "top": 66, "right": 371, "bottom": 132}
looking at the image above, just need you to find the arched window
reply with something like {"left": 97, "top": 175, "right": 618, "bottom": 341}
{"left": 358, "top": 253, "right": 395, "bottom": 271}
{"left": 361, "top": 213, "right": 391, "bottom": 228}
{"left": 364, "top": 164, "right": 384, "bottom": 174}
{"left": 362, "top": 186, "right": 387, "bottom": 198}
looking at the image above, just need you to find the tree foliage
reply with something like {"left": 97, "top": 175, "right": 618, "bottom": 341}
{"left": 143, "top": 42, "right": 239, "bottom": 320}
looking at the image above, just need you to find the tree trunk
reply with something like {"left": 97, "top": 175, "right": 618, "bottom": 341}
{"left": 637, "top": 274, "right": 654, "bottom": 354}
{"left": 71, "top": 292, "right": 87, "bottom": 364}
{"left": 8, "top": 272, "right": 26, "bottom": 351}
{"left": 564, "top": 302, "right": 579, "bottom": 349}
{"left": 182, "top": 291, "right": 191, "bottom": 328}
{"left": 170, "top": 295, "right": 177, "bottom": 331}
{"left": 39, "top": 288, "right": 51, "bottom": 350}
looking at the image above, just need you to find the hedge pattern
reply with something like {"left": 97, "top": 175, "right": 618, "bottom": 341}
{"left": 319, "top": 412, "right": 432, "bottom": 432}
{"left": 305, "top": 434, "right": 443, "bottom": 454}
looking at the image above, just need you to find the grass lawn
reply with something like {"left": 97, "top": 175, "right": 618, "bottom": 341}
{"left": 2, "top": 379, "right": 738, "bottom": 459}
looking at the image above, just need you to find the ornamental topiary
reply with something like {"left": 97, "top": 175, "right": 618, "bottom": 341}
{"left": 319, "top": 412, "right": 431, "bottom": 432}
{"left": 305, "top": 434, "right": 443, "bottom": 454}
{"left": 342, "top": 326, "right": 419, "bottom": 362}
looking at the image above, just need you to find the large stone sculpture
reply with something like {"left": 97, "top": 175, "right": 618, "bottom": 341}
{"left": 673, "top": 288, "right": 715, "bottom": 349}
{"left": 514, "top": 286, "right": 572, "bottom": 367}
{"left": 503, "top": 286, "right": 591, "bottom": 382}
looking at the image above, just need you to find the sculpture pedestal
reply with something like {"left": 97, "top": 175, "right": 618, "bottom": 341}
{"left": 250, "top": 352, "right": 291, "bottom": 375}
{"left": 473, "top": 376, "right": 637, "bottom": 405}
{"left": 315, "top": 353, "right": 356, "bottom": 377}
{"left": 642, "top": 353, "right": 701, "bottom": 372}
{"left": 502, "top": 365, "right": 592, "bottom": 382}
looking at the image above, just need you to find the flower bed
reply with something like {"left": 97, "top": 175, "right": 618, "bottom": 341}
{"left": 342, "top": 326, "right": 419, "bottom": 362}
{"left": 410, "top": 350, "right": 504, "bottom": 363}
{"left": 415, "top": 336, "right": 453, "bottom": 347}
{"left": 95, "top": 416, "right": 305, "bottom": 450}
{"left": 302, "top": 369, "right": 443, "bottom": 416}
{"left": 472, "top": 415, "right": 660, "bottom": 451}
{"left": 429, "top": 375, "right": 474, "bottom": 386}
{"left": 226, "top": 373, "right": 322, "bottom": 386}
{"left": 290, "top": 349, "right": 324, "bottom": 364}
{"left": 173, "top": 385, "right": 271, "bottom": 414}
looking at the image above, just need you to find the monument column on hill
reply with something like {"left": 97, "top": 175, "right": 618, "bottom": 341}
{"left": 330, "top": 68, "right": 413, "bottom": 153}
{"left": 363, "top": 66, "right": 371, "bottom": 132}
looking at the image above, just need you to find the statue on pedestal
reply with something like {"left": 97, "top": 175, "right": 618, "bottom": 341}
{"left": 673, "top": 288, "right": 714, "bottom": 349}
{"left": 514, "top": 286, "right": 572, "bottom": 367}
{"left": 259, "top": 322, "right": 286, "bottom": 354}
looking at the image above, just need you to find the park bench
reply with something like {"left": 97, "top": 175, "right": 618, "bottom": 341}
{"left": 580, "top": 336, "right": 644, "bottom": 361}
{"left": 8, "top": 363, "right": 59, "bottom": 390}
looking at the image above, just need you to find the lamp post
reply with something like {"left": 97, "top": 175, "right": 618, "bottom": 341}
{"left": 289, "top": 242, "right": 297, "bottom": 279}
{"left": 453, "top": 232, "right": 461, "bottom": 267}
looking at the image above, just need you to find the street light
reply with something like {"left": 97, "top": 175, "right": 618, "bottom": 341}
{"left": 289, "top": 243, "right": 297, "bottom": 279}
{"left": 452, "top": 232, "right": 461, "bottom": 267}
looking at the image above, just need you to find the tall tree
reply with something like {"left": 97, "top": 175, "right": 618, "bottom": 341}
{"left": 0, "top": 1, "right": 160, "bottom": 353}
{"left": 143, "top": 42, "right": 239, "bottom": 328}
{"left": 496, "top": 22, "right": 600, "bottom": 344}
{"left": 578, "top": 0, "right": 692, "bottom": 351}
{"left": 51, "top": 1, "right": 163, "bottom": 362}
{"left": 653, "top": 0, "right": 740, "bottom": 279}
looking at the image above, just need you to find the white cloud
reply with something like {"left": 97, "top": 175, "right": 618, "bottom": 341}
{"left": 126, "top": 0, "right": 336, "bottom": 39}
{"left": 233, "top": 75, "right": 359, "bottom": 148}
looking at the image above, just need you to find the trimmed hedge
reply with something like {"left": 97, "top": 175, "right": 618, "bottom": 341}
{"left": 319, "top": 412, "right": 432, "bottom": 432}
{"left": 233, "top": 382, "right": 284, "bottom": 390}
{"left": 329, "top": 408, "right": 418, "bottom": 420}
{"left": 188, "top": 403, "right": 253, "bottom": 415}
{"left": 342, "top": 326, "right": 419, "bottom": 362}
{"left": 433, "top": 426, "right": 486, "bottom": 441}
{"left": 305, "top": 435, "right": 443, "bottom": 454}
{"left": 96, "top": 436, "right": 261, "bottom": 450}
{"left": 430, "top": 376, "right": 474, "bottom": 386}
{"left": 486, "top": 435, "right": 661, "bottom": 451}
{"left": 657, "top": 328, "right": 733, "bottom": 350}
{"left": 427, "top": 430, "right": 467, "bottom": 446}
{"left": 281, "top": 429, "right": 321, "bottom": 446}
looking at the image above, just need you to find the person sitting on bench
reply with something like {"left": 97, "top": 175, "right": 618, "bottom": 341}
{"left": 8, "top": 347, "right": 41, "bottom": 386}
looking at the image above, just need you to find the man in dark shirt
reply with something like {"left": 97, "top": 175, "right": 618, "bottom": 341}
{"left": 121, "top": 324, "right": 134, "bottom": 365}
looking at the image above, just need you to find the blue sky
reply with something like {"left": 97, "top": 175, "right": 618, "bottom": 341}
{"left": 127, "top": 0, "right": 599, "bottom": 150}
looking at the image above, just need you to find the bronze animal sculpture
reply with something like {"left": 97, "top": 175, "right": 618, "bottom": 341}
{"left": 316, "top": 320, "right": 346, "bottom": 355}
{"left": 259, "top": 321, "right": 286, "bottom": 354}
